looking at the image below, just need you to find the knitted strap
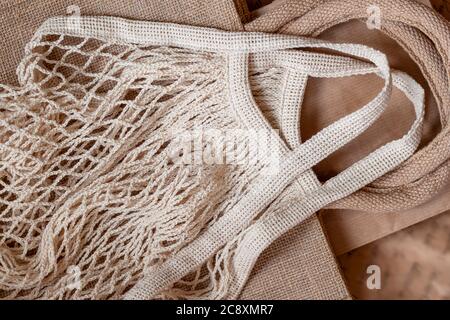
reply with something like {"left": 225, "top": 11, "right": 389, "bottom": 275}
{"left": 127, "top": 65, "right": 423, "bottom": 299}
{"left": 206, "top": 55, "right": 425, "bottom": 300}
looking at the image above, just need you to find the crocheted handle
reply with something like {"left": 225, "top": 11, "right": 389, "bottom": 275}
{"left": 205, "top": 48, "right": 425, "bottom": 298}
{"left": 187, "top": 42, "right": 425, "bottom": 300}
{"left": 119, "top": 25, "right": 392, "bottom": 299}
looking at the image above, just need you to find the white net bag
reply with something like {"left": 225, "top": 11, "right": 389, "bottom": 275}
{"left": 0, "top": 17, "right": 424, "bottom": 300}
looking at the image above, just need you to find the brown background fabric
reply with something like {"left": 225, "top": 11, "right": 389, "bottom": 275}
{"left": 323, "top": 181, "right": 450, "bottom": 255}
{"left": 431, "top": 0, "right": 450, "bottom": 19}
{"left": 240, "top": 217, "right": 349, "bottom": 300}
{"left": 0, "top": 0, "right": 350, "bottom": 300}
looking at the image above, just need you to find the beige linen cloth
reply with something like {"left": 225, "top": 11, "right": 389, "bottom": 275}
{"left": 0, "top": 0, "right": 350, "bottom": 299}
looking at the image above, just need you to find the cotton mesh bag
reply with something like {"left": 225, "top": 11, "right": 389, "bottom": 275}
{"left": 0, "top": 0, "right": 353, "bottom": 300}
{"left": 0, "top": 16, "right": 424, "bottom": 299}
